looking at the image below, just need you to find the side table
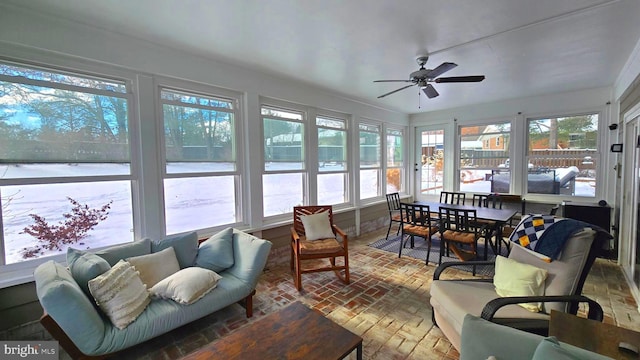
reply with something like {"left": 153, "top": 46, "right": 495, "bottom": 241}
{"left": 549, "top": 310, "right": 640, "bottom": 359}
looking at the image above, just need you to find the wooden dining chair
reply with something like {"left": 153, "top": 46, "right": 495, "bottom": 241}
{"left": 440, "top": 191, "right": 466, "bottom": 205}
{"left": 399, "top": 203, "right": 439, "bottom": 265}
{"left": 290, "top": 206, "right": 349, "bottom": 291}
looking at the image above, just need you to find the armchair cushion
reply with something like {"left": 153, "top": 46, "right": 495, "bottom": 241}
{"left": 196, "top": 227, "right": 234, "bottom": 272}
{"left": 494, "top": 256, "right": 548, "bottom": 312}
{"left": 300, "top": 211, "right": 335, "bottom": 240}
{"left": 508, "top": 228, "right": 595, "bottom": 313}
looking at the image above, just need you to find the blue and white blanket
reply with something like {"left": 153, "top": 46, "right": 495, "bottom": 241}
{"left": 509, "top": 214, "right": 593, "bottom": 260}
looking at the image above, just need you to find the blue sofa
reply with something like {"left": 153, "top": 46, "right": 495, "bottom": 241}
{"left": 34, "top": 229, "right": 272, "bottom": 359}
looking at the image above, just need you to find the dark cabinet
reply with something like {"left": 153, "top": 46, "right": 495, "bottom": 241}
{"left": 561, "top": 201, "right": 614, "bottom": 258}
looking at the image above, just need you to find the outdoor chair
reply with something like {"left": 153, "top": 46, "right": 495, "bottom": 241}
{"left": 290, "top": 205, "right": 349, "bottom": 291}
{"left": 440, "top": 191, "right": 466, "bottom": 205}
{"left": 438, "top": 206, "right": 486, "bottom": 267}
{"left": 399, "top": 202, "right": 439, "bottom": 265}
{"left": 472, "top": 193, "right": 505, "bottom": 256}
{"left": 429, "top": 215, "right": 610, "bottom": 351}
{"left": 385, "top": 192, "right": 403, "bottom": 240}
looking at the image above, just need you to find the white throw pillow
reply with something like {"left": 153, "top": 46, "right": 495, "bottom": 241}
{"left": 126, "top": 247, "right": 180, "bottom": 288}
{"left": 494, "top": 255, "right": 548, "bottom": 312}
{"left": 300, "top": 211, "right": 335, "bottom": 241}
{"left": 150, "top": 267, "right": 222, "bottom": 305}
{"left": 88, "top": 260, "right": 150, "bottom": 329}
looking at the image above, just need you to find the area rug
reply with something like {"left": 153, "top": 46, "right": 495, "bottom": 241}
{"left": 368, "top": 234, "right": 508, "bottom": 276}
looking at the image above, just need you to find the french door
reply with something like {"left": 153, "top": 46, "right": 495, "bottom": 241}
{"left": 621, "top": 115, "right": 640, "bottom": 302}
{"left": 415, "top": 126, "right": 446, "bottom": 201}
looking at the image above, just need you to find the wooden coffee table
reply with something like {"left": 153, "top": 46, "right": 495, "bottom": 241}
{"left": 549, "top": 310, "right": 640, "bottom": 359}
{"left": 180, "top": 302, "right": 363, "bottom": 360}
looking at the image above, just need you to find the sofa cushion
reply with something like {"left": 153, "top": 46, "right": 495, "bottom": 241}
{"left": 126, "top": 247, "right": 180, "bottom": 288}
{"left": 532, "top": 337, "right": 612, "bottom": 360}
{"left": 95, "top": 238, "right": 151, "bottom": 266}
{"left": 494, "top": 255, "right": 548, "bottom": 312}
{"left": 196, "top": 227, "right": 234, "bottom": 272}
{"left": 88, "top": 260, "right": 151, "bottom": 330}
{"left": 150, "top": 267, "right": 222, "bottom": 305}
{"left": 152, "top": 231, "right": 198, "bottom": 269}
{"left": 67, "top": 247, "right": 111, "bottom": 297}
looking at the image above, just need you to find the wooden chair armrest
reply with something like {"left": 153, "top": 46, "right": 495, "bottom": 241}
{"left": 333, "top": 224, "right": 348, "bottom": 244}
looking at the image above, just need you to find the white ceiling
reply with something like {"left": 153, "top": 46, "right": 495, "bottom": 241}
{"left": 6, "top": 0, "right": 640, "bottom": 114}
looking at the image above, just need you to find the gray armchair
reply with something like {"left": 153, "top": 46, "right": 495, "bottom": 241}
{"left": 429, "top": 218, "right": 610, "bottom": 351}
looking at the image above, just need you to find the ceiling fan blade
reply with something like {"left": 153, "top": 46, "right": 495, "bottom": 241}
{"left": 426, "top": 62, "right": 457, "bottom": 78}
{"left": 377, "top": 84, "right": 415, "bottom": 98}
{"left": 373, "top": 80, "right": 413, "bottom": 83}
{"left": 435, "top": 75, "right": 485, "bottom": 83}
{"left": 422, "top": 84, "right": 439, "bottom": 99}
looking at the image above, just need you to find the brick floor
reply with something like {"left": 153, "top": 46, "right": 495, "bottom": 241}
{"left": 14, "top": 228, "right": 640, "bottom": 359}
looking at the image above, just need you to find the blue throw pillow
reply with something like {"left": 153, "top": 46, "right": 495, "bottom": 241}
{"left": 95, "top": 238, "right": 151, "bottom": 266}
{"left": 195, "top": 227, "right": 234, "bottom": 272}
{"left": 152, "top": 231, "right": 199, "bottom": 269}
{"left": 67, "top": 247, "right": 111, "bottom": 297}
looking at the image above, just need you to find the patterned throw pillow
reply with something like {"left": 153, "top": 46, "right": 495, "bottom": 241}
{"left": 88, "top": 260, "right": 150, "bottom": 329}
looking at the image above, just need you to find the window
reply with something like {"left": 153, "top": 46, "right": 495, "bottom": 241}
{"left": 386, "top": 128, "right": 404, "bottom": 193}
{"left": 262, "top": 105, "right": 305, "bottom": 217}
{"left": 459, "top": 123, "right": 510, "bottom": 193}
{"left": 317, "top": 115, "right": 348, "bottom": 205}
{"left": 527, "top": 114, "right": 599, "bottom": 196}
{"left": 359, "top": 122, "right": 381, "bottom": 200}
{"left": 0, "top": 62, "right": 134, "bottom": 266}
{"left": 160, "top": 87, "right": 240, "bottom": 234}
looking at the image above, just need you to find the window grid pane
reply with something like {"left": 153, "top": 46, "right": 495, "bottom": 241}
{"left": 459, "top": 123, "right": 510, "bottom": 193}
{"left": 527, "top": 114, "right": 598, "bottom": 197}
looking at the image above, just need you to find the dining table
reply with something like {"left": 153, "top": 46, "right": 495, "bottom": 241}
{"left": 410, "top": 200, "right": 519, "bottom": 259}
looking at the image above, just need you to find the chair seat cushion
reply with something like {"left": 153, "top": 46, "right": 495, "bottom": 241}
{"left": 299, "top": 237, "right": 343, "bottom": 254}
{"left": 403, "top": 224, "right": 438, "bottom": 238}
{"left": 430, "top": 280, "right": 549, "bottom": 339}
{"left": 442, "top": 230, "right": 476, "bottom": 243}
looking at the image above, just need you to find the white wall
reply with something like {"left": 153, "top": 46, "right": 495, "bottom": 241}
{"left": 0, "top": 4, "right": 407, "bottom": 126}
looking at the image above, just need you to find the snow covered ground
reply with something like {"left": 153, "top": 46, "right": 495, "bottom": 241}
{"left": 1, "top": 162, "right": 370, "bottom": 264}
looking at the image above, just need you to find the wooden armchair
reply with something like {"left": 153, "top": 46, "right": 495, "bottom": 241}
{"left": 290, "top": 206, "right": 349, "bottom": 291}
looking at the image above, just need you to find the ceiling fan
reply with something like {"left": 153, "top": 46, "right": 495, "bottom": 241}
{"left": 374, "top": 55, "right": 485, "bottom": 99}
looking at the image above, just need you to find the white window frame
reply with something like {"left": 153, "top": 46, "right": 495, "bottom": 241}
{"left": 456, "top": 119, "right": 512, "bottom": 193}
{"left": 359, "top": 120, "right": 382, "bottom": 203}
{"left": 385, "top": 126, "right": 405, "bottom": 194}
{"left": 157, "top": 79, "right": 244, "bottom": 236}
{"left": 316, "top": 111, "right": 350, "bottom": 207}
{"left": 260, "top": 101, "right": 307, "bottom": 221}
{"left": 0, "top": 57, "right": 138, "bottom": 285}
{"left": 525, "top": 110, "right": 603, "bottom": 200}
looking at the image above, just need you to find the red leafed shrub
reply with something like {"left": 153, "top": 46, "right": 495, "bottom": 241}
{"left": 20, "top": 197, "right": 112, "bottom": 258}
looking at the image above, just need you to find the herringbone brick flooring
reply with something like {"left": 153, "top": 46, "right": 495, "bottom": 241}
{"left": 36, "top": 228, "right": 640, "bottom": 359}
